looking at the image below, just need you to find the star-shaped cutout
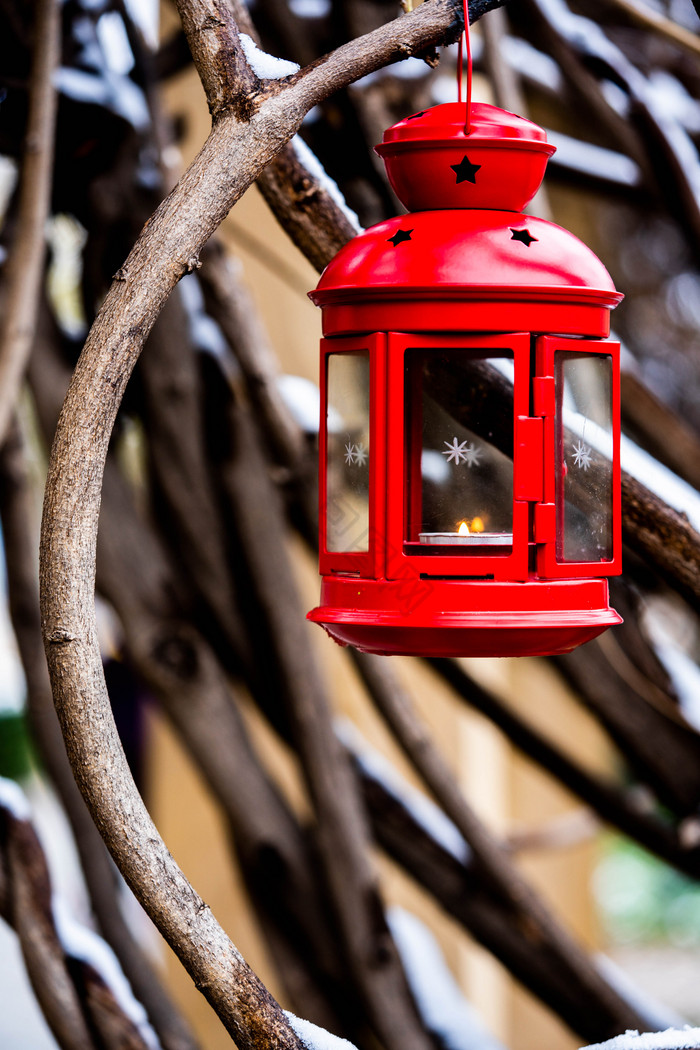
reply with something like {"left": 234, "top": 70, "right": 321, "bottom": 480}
{"left": 387, "top": 228, "right": 413, "bottom": 247}
{"left": 510, "top": 228, "right": 538, "bottom": 247}
{"left": 450, "top": 155, "right": 481, "bottom": 184}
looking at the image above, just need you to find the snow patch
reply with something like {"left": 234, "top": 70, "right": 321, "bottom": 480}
{"left": 290, "top": 0, "right": 331, "bottom": 17}
{"left": 547, "top": 130, "right": 640, "bottom": 186}
{"left": 239, "top": 34, "right": 300, "bottom": 79}
{"left": 277, "top": 375, "right": 321, "bottom": 434}
{"left": 389, "top": 908, "right": 505, "bottom": 1050}
{"left": 596, "top": 954, "right": 687, "bottom": 1032}
{"left": 582, "top": 1029, "right": 700, "bottom": 1050}
{"left": 292, "top": 136, "right": 362, "bottom": 233}
{"left": 285, "top": 1011, "right": 358, "bottom": 1050}
{"left": 621, "top": 434, "right": 700, "bottom": 534}
{"left": 96, "top": 12, "right": 134, "bottom": 75}
{"left": 0, "top": 775, "right": 32, "bottom": 822}
{"left": 639, "top": 608, "right": 700, "bottom": 734}
{"left": 55, "top": 67, "right": 149, "bottom": 129}
{"left": 123, "top": 0, "right": 159, "bottom": 49}
{"left": 53, "top": 897, "right": 161, "bottom": 1049}
{"left": 337, "top": 719, "right": 471, "bottom": 865}
{"left": 422, "top": 449, "right": 451, "bottom": 485}
{"left": 178, "top": 275, "right": 229, "bottom": 361}
{"left": 502, "top": 37, "right": 562, "bottom": 92}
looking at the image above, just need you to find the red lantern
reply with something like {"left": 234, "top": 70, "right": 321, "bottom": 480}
{"left": 307, "top": 101, "right": 623, "bottom": 658}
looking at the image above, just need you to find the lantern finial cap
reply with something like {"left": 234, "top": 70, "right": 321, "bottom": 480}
{"left": 375, "top": 102, "right": 556, "bottom": 212}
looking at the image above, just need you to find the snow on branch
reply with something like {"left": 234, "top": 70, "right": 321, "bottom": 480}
{"left": 285, "top": 1011, "right": 359, "bottom": 1050}
{"left": 388, "top": 907, "right": 506, "bottom": 1050}
{"left": 583, "top": 1029, "right": 700, "bottom": 1050}
{"left": 337, "top": 719, "right": 471, "bottom": 865}
{"left": 0, "top": 776, "right": 161, "bottom": 1049}
{"left": 239, "top": 34, "right": 301, "bottom": 79}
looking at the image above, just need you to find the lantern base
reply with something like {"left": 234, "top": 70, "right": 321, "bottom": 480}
{"left": 308, "top": 576, "right": 621, "bottom": 658}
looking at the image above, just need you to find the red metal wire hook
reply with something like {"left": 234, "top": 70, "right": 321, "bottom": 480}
{"left": 457, "top": 0, "right": 472, "bottom": 133}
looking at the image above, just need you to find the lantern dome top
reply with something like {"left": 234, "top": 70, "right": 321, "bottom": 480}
{"left": 375, "top": 102, "right": 556, "bottom": 212}
{"left": 312, "top": 210, "right": 620, "bottom": 306}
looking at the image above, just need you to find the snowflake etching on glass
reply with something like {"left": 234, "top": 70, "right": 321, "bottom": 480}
{"left": 354, "top": 442, "right": 368, "bottom": 467}
{"left": 442, "top": 436, "right": 481, "bottom": 466}
{"left": 572, "top": 439, "right": 592, "bottom": 471}
{"left": 344, "top": 440, "right": 368, "bottom": 467}
{"left": 463, "top": 443, "right": 482, "bottom": 467}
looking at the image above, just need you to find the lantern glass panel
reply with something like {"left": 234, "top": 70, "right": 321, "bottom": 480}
{"left": 326, "top": 351, "right": 370, "bottom": 553}
{"left": 555, "top": 351, "right": 613, "bottom": 562}
{"left": 405, "top": 349, "right": 514, "bottom": 552}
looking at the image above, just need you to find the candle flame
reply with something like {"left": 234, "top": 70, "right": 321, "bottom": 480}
{"left": 471, "top": 516, "right": 485, "bottom": 533}
{"left": 457, "top": 521, "right": 469, "bottom": 536}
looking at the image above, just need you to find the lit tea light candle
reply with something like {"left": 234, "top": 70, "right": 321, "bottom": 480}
{"left": 419, "top": 517, "right": 512, "bottom": 546}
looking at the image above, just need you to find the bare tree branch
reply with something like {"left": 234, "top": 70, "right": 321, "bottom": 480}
{"left": 0, "top": 0, "right": 60, "bottom": 445}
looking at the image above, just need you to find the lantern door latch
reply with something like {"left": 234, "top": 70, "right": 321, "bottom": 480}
{"left": 514, "top": 415, "right": 544, "bottom": 501}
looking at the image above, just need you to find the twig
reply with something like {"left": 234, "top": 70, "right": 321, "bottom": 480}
{"left": 0, "top": 0, "right": 60, "bottom": 445}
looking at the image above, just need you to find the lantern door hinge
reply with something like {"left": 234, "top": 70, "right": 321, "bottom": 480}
{"left": 535, "top": 503, "right": 556, "bottom": 543}
{"left": 532, "top": 376, "right": 555, "bottom": 417}
{"left": 514, "top": 416, "right": 543, "bottom": 502}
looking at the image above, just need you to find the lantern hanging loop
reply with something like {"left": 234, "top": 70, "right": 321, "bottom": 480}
{"left": 457, "top": 0, "right": 472, "bottom": 133}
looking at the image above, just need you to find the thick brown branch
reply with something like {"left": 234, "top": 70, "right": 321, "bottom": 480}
{"left": 173, "top": 0, "right": 261, "bottom": 117}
